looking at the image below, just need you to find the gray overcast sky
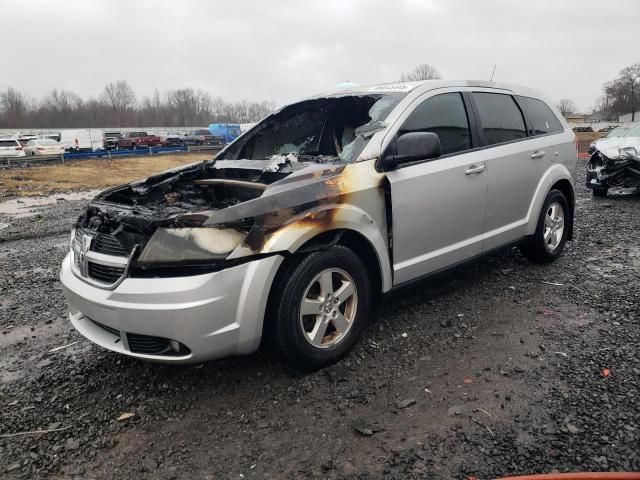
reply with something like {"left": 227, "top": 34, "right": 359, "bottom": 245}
{"left": 1, "top": 0, "right": 638, "bottom": 112}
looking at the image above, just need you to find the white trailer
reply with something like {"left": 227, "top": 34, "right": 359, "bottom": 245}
{"left": 59, "top": 129, "right": 104, "bottom": 151}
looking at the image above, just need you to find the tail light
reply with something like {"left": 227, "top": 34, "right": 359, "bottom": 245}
{"left": 15, "top": 146, "right": 22, "bottom": 150}
{"left": 37, "top": 146, "right": 45, "bottom": 150}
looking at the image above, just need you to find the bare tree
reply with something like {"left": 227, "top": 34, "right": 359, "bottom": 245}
{"left": 556, "top": 98, "right": 577, "bottom": 117}
{"left": 100, "top": 80, "right": 136, "bottom": 125}
{"left": 602, "top": 63, "right": 640, "bottom": 121}
{"left": 0, "top": 87, "right": 29, "bottom": 127}
{"left": 400, "top": 64, "right": 442, "bottom": 82}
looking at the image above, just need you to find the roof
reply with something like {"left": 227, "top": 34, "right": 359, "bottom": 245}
{"left": 318, "top": 79, "right": 547, "bottom": 100}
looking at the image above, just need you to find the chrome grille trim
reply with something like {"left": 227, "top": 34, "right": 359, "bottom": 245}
{"left": 70, "top": 228, "right": 138, "bottom": 290}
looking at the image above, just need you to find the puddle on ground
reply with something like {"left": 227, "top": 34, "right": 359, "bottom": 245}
{"left": 0, "top": 190, "right": 99, "bottom": 218}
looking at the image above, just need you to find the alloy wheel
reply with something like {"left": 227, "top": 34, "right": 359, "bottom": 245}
{"left": 299, "top": 268, "right": 358, "bottom": 348}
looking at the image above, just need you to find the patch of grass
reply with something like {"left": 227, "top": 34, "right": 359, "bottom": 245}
{"left": 0, "top": 153, "right": 214, "bottom": 197}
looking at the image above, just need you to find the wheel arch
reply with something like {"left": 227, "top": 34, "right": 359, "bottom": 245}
{"left": 525, "top": 165, "right": 575, "bottom": 240}
{"left": 261, "top": 227, "right": 384, "bottom": 351}
{"left": 550, "top": 178, "right": 575, "bottom": 240}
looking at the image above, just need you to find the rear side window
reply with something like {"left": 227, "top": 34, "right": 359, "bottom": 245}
{"left": 517, "top": 96, "right": 563, "bottom": 135}
{"left": 0, "top": 140, "right": 18, "bottom": 147}
{"left": 473, "top": 92, "right": 527, "bottom": 145}
{"left": 398, "top": 92, "right": 471, "bottom": 156}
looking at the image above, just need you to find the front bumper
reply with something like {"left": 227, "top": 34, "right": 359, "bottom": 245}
{"left": 60, "top": 253, "right": 284, "bottom": 363}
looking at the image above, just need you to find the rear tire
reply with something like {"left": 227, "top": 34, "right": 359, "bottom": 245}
{"left": 268, "top": 245, "right": 371, "bottom": 372}
{"left": 519, "top": 189, "right": 569, "bottom": 264}
{"left": 592, "top": 187, "right": 608, "bottom": 197}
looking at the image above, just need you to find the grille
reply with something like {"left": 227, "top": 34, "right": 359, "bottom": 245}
{"left": 88, "top": 263, "right": 125, "bottom": 284}
{"left": 92, "top": 233, "right": 128, "bottom": 256}
{"left": 89, "top": 318, "right": 121, "bottom": 339}
{"left": 74, "top": 228, "right": 128, "bottom": 256}
{"left": 127, "top": 333, "right": 172, "bottom": 355}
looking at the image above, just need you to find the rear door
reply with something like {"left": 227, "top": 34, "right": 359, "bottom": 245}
{"left": 469, "top": 91, "right": 542, "bottom": 250}
{"left": 385, "top": 90, "right": 489, "bottom": 284}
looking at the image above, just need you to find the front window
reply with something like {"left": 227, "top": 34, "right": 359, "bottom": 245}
{"left": 623, "top": 123, "right": 640, "bottom": 137}
{"left": 398, "top": 92, "right": 472, "bottom": 156}
{"left": 220, "top": 93, "right": 406, "bottom": 163}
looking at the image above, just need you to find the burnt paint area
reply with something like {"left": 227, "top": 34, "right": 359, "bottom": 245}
{"left": 75, "top": 160, "right": 291, "bottom": 253}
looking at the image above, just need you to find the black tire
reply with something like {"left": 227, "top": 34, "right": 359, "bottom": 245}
{"left": 592, "top": 187, "right": 608, "bottom": 197}
{"left": 268, "top": 245, "right": 371, "bottom": 372}
{"left": 520, "top": 189, "right": 570, "bottom": 264}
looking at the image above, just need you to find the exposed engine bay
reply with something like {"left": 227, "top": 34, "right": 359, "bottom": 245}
{"left": 586, "top": 136, "right": 640, "bottom": 194}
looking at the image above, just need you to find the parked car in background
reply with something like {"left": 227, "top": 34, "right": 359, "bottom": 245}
{"left": 60, "top": 129, "right": 104, "bottom": 152}
{"left": 208, "top": 123, "right": 242, "bottom": 144}
{"left": 23, "top": 138, "right": 65, "bottom": 156}
{"left": 0, "top": 138, "right": 25, "bottom": 158}
{"left": 116, "top": 131, "right": 162, "bottom": 149}
{"left": 104, "top": 132, "right": 122, "bottom": 150}
{"left": 160, "top": 133, "right": 183, "bottom": 147}
{"left": 588, "top": 125, "right": 632, "bottom": 154}
{"left": 181, "top": 129, "right": 223, "bottom": 146}
{"left": 61, "top": 80, "right": 576, "bottom": 370}
{"left": 17, "top": 135, "right": 38, "bottom": 146}
{"left": 572, "top": 126, "right": 593, "bottom": 133}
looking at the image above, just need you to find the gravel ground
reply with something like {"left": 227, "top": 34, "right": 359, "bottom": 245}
{"left": 0, "top": 161, "right": 638, "bottom": 479}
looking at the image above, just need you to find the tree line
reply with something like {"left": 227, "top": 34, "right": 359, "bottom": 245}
{"left": 556, "top": 62, "right": 640, "bottom": 120}
{"left": 0, "top": 80, "right": 276, "bottom": 129}
{"left": 0, "top": 64, "right": 450, "bottom": 129}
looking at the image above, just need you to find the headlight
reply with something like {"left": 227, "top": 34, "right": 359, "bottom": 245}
{"left": 618, "top": 147, "right": 638, "bottom": 160}
{"left": 138, "top": 228, "right": 246, "bottom": 263}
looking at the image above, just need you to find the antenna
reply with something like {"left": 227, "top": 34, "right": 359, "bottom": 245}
{"left": 490, "top": 65, "right": 496, "bottom": 82}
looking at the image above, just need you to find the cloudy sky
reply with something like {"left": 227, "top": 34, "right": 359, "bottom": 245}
{"left": 1, "top": 0, "right": 638, "bottom": 112}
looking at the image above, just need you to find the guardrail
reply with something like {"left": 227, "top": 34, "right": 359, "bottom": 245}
{"left": 2, "top": 144, "right": 223, "bottom": 168}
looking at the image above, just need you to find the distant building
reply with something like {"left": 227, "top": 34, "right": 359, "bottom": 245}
{"left": 586, "top": 111, "right": 617, "bottom": 123}
{"left": 564, "top": 114, "right": 587, "bottom": 124}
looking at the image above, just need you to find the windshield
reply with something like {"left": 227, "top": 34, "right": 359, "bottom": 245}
{"left": 605, "top": 127, "right": 628, "bottom": 137}
{"left": 219, "top": 93, "right": 406, "bottom": 164}
{"left": 40, "top": 139, "right": 59, "bottom": 145}
{"left": 623, "top": 123, "right": 640, "bottom": 137}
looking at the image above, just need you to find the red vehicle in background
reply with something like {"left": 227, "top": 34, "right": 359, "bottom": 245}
{"left": 116, "top": 131, "right": 162, "bottom": 149}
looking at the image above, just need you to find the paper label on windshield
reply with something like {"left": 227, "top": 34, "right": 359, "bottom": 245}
{"left": 368, "top": 84, "right": 415, "bottom": 92}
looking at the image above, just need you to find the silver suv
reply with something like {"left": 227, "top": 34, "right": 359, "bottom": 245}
{"left": 60, "top": 80, "right": 576, "bottom": 371}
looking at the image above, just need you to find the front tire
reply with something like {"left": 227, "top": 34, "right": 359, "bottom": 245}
{"left": 520, "top": 189, "right": 569, "bottom": 264}
{"left": 269, "top": 246, "right": 371, "bottom": 372}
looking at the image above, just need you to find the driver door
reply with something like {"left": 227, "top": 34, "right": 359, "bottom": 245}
{"left": 385, "top": 91, "right": 488, "bottom": 285}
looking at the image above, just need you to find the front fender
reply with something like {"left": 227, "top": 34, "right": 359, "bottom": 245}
{"left": 244, "top": 203, "right": 392, "bottom": 292}
{"left": 525, "top": 163, "right": 575, "bottom": 236}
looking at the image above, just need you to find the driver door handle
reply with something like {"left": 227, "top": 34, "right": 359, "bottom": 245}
{"left": 465, "top": 164, "right": 486, "bottom": 175}
{"left": 531, "top": 150, "right": 546, "bottom": 159}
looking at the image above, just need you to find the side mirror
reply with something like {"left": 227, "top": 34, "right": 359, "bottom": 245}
{"left": 383, "top": 132, "right": 441, "bottom": 170}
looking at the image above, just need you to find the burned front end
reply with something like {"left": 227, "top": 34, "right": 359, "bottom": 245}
{"left": 60, "top": 90, "right": 399, "bottom": 362}
{"left": 70, "top": 160, "right": 293, "bottom": 287}
{"left": 587, "top": 137, "right": 640, "bottom": 194}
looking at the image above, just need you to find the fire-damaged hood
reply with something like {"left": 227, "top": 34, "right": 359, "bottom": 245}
{"left": 75, "top": 157, "right": 369, "bottom": 257}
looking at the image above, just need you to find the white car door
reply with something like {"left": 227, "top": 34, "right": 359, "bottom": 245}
{"left": 384, "top": 90, "right": 489, "bottom": 285}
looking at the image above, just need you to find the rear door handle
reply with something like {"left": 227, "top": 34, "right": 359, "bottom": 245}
{"left": 465, "top": 164, "right": 486, "bottom": 175}
{"left": 531, "top": 150, "right": 546, "bottom": 159}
